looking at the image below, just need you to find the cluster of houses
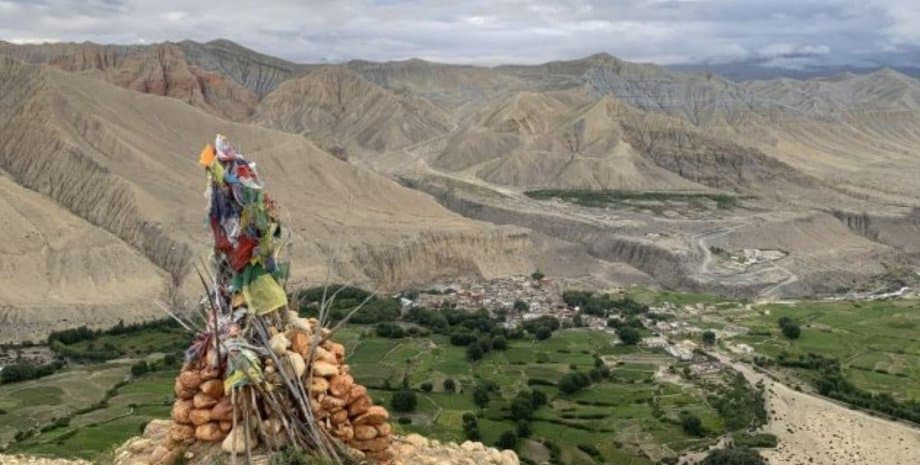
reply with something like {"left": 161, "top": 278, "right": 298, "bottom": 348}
{"left": 411, "top": 277, "right": 761, "bottom": 366}
{"left": 0, "top": 345, "right": 54, "bottom": 369}
{"left": 414, "top": 275, "right": 568, "bottom": 316}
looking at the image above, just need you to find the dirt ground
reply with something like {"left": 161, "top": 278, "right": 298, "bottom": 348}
{"left": 727, "top": 356, "right": 920, "bottom": 465}
{"left": 761, "top": 378, "right": 920, "bottom": 465}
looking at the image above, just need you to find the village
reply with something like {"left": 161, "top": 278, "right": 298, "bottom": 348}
{"left": 408, "top": 275, "right": 750, "bottom": 368}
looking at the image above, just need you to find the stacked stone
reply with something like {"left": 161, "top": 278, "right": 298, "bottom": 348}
{"left": 168, "top": 360, "right": 232, "bottom": 445}
{"left": 273, "top": 312, "right": 394, "bottom": 462}
{"left": 162, "top": 311, "right": 393, "bottom": 462}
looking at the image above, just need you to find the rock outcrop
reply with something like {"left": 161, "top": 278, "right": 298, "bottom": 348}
{"left": 0, "top": 42, "right": 258, "bottom": 121}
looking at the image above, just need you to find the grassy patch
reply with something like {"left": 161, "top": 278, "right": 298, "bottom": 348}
{"left": 737, "top": 299, "right": 920, "bottom": 400}
{"left": 525, "top": 189, "right": 742, "bottom": 212}
{"left": 344, "top": 327, "right": 730, "bottom": 464}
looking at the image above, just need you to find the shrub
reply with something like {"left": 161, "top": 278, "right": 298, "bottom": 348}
{"left": 420, "top": 382, "right": 433, "bottom": 393}
{"left": 462, "top": 412, "right": 480, "bottom": 440}
{"left": 558, "top": 372, "right": 592, "bottom": 395}
{"left": 391, "top": 388, "right": 417, "bottom": 412}
{"left": 679, "top": 411, "right": 705, "bottom": 436}
{"left": 701, "top": 447, "right": 766, "bottom": 465}
{"left": 617, "top": 327, "right": 641, "bottom": 345}
{"left": 733, "top": 433, "right": 778, "bottom": 448}
{"left": 516, "top": 419, "right": 531, "bottom": 438}
{"left": 781, "top": 323, "right": 801, "bottom": 339}
{"left": 778, "top": 317, "right": 801, "bottom": 340}
{"left": 492, "top": 336, "right": 508, "bottom": 350}
{"left": 443, "top": 378, "right": 457, "bottom": 393}
{"left": 702, "top": 330, "right": 716, "bottom": 345}
{"left": 530, "top": 390, "right": 547, "bottom": 408}
{"left": 496, "top": 430, "right": 518, "bottom": 450}
{"left": 130, "top": 361, "right": 150, "bottom": 377}
{"left": 535, "top": 327, "right": 552, "bottom": 341}
{"left": 473, "top": 385, "right": 490, "bottom": 408}
{"left": 510, "top": 395, "right": 534, "bottom": 420}
{"left": 467, "top": 343, "right": 484, "bottom": 361}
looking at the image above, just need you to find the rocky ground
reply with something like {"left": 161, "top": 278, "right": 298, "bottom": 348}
{"left": 0, "top": 419, "right": 519, "bottom": 465}
{"left": 0, "top": 456, "right": 89, "bottom": 465}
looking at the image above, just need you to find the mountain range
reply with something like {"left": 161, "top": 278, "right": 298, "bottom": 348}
{"left": 2, "top": 39, "right": 919, "bottom": 343}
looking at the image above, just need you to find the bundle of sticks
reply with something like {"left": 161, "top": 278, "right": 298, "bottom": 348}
{"left": 159, "top": 135, "right": 393, "bottom": 464}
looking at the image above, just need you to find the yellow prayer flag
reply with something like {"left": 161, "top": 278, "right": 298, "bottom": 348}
{"left": 198, "top": 144, "right": 216, "bottom": 167}
{"left": 243, "top": 273, "right": 288, "bottom": 315}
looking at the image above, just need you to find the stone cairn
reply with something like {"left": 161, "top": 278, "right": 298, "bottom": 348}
{"left": 154, "top": 135, "right": 392, "bottom": 465}
{"left": 167, "top": 313, "right": 393, "bottom": 462}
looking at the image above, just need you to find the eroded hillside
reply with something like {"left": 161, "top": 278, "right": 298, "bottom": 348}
{"left": 3, "top": 40, "right": 920, "bottom": 301}
{"left": 0, "top": 56, "right": 531, "bottom": 343}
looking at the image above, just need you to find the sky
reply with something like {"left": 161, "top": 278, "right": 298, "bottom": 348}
{"left": 1, "top": 0, "right": 919, "bottom": 69}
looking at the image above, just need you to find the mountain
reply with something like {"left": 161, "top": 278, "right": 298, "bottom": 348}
{"left": 0, "top": 41, "right": 259, "bottom": 121}
{"left": 176, "top": 39, "right": 308, "bottom": 96}
{"left": 347, "top": 58, "right": 524, "bottom": 107}
{"left": 251, "top": 66, "right": 453, "bottom": 154}
{"left": 0, "top": 55, "right": 531, "bottom": 343}
{"left": 3, "top": 40, "right": 920, "bottom": 302}
{"left": 668, "top": 62, "right": 920, "bottom": 82}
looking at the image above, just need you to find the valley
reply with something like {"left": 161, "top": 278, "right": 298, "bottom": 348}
{"left": 1, "top": 35, "right": 920, "bottom": 465}
{"left": 1, "top": 283, "right": 918, "bottom": 465}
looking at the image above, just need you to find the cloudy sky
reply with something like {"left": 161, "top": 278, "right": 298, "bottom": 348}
{"left": 1, "top": 0, "right": 919, "bottom": 68}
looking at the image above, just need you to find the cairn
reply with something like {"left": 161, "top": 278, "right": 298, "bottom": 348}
{"left": 155, "top": 135, "right": 392, "bottom": 464}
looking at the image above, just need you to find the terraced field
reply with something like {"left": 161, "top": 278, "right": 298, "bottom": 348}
{"left": 732, "top": 299, "right": 920, "bottom": 400}
{"left": 341, "top": 328, "right": 731, "bottom": 465}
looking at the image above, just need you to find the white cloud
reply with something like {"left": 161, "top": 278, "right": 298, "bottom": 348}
{"left": 0, "top": 0, "right": 915, "bottom": 68}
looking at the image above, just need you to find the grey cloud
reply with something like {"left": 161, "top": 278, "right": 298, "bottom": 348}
{"left": 0, "top": 0, "right": 917, "bottom": 69}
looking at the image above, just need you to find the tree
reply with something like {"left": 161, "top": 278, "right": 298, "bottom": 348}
{"left": 558, "top": 372, "right": 592, "bottom": 395}
{"left": 462, "top": 413, "right": 480, "bottom": 441}
{"left": 477, "top": 335, "right": 493, "bottom": 353}
{"left": 450, "top": 330, "right": 476, "bottom": 346}
{"left": 535, "top": 327, "right": 552, "bottom": 340}
{"left": 391, "top": 388, "right": 417, "bottom": 412}
{"left": 530, "top": 390, "right": 547, "bottom": 408}
{"left": 492, "top": 335, "right": 508, "bottom": 350}
{"left": 467, "top": 343, "right": 484, "bottom": 361}
{"left": 781, "top": 323, "right": 801, "bottom": 340}
{"left": 617, "top": 326, "right": 641, "bottom": 345}
{"left": 516, "top": 419, "right": 532, "bottom": 438}
{"left": 420, "top": 382, "right": 433, "bottom": 393}
{"left": 531, "top": 270, "right": 545, "bottom": 281}
{"left": 701, "top": 447, "right": 766, "bottom": 465}
{"left": 513, "top": 299, "right": 529, "bottom": 312}
{"left": 510, "top": 396, "right": 534, "bottom": 420}
{"left": 680, "top": 411, "right": 705, "bottom": 436}
{"left": 443, "top": 378, "right": 457, "bottom": 393}
{"left": 496, "top": 430, "right": 518, "bottom": 450}
{"left": 473, "top": 385, "right": 490, "bottom": 409}
{"left": 130, "top": 361, "right": 149, "bottom": 377}
{"left": 702, "top": 330, "right": 716, "bottom": 345}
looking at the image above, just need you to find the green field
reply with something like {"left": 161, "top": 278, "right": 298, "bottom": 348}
{"left": 0, "top": 326, "right": 179, "bottom": 459}
{"left": 1, "top": 311, "right": 760, "bottom": 464}
{"left": 342, "top": 327, "right": 734, "bottom": 465}
{"left": 525, "top": 189, "right": 742, "bottom": 213}
{"left": 6, "top": 369, "right": 175, "bottom": 459}
{"left": 733, "top": 299, "right": 920, "bottom": 400}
